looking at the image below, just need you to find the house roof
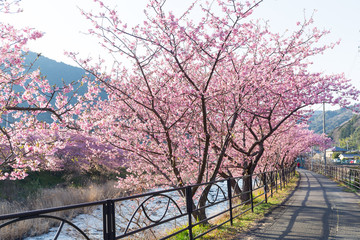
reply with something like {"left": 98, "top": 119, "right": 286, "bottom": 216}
{"left": 326, "top": 146, "right": 347, "bottom": 152}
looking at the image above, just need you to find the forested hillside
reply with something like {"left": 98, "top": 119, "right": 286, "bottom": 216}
{"left": 330, "top": 114, "right": 360, "bottom": 150}
{"left": 308, "top": 108, "right": 354, "bottom": 134}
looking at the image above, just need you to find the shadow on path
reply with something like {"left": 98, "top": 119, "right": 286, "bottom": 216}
{"left": 276, "top": 172, "right": 312, "bottom": 239}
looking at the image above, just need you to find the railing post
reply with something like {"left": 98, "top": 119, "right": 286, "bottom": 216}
{"left": 335, "top": 166, "right": 336, "bottom": 180}
{"left": 293, "top": 166, "right": 295, "bottom": 176}
{"left": 103, "top": 200, "right": 115, "bottom": 240}
{"left": 270, "top": 172, "right": 273, "bottom": 198}
{"left": 332, "top": 166, "right": 334, "bottom": 178}
{"left": 186, "top": 186, "right": 193, "bottom": 240}
{"left": 343, "top": 167, "right": 346, "bottom": 184}
{"left": 279, "top": 170, "right": 282, "bottom": 191}
{"left": 263, "top": 172, "right": 268, "bottom": 203}
{"left": 341, "top": 167, "right": 343, "bottom": 181}
{"left": 349, "top": 169, "right": 351, "bottom": 186}
{"left": 227, "top": 179, "right": 233, "bottom": 226}
{"left": 250, "top": 175, "right": 254, "bottom": 212}
{"left": 275, "top": 171, "right": 278, "bottom": 193}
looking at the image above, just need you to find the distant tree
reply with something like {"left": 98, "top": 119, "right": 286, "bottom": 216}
{"left": 51, "top": 133, "right": 125, "bottom": 174}
{"left": 332, "top": 152, "right": 341, "bottom": 159}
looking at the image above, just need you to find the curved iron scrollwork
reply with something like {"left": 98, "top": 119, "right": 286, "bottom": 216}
{"left": 124, "top": 193, "right": 183, "bottom": 234}
{"left": 206, "top": 183, "right": 227, "bottom": 204}
{"left": 253, "top": 175, "right": 262, "bottom": 189}
{"left": 234, "top": 177, "right": 243, "bottom": 195}
{"left": 196, "top": 182, "right": 227, "bottom": 209}
{"left": 0, "top": 215, "right": 90, "bottom": 240}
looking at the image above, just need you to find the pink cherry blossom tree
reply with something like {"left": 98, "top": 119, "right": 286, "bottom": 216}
{"left": 259, "top": 123, "right": 331, "bottom": 171}
{"left": 0, "top": 1, "right": 82, "bottom": 180}
{"left": 72, "top": 0, "right": 359, "bottom": 219}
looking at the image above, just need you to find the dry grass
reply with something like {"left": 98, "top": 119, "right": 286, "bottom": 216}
{"left": 0, "top": 180, "right": 123, "bottom": 240}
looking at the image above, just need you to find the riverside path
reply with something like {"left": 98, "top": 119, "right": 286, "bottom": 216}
{"left": 234, "top": 169, "right": 360, "bottom": 240}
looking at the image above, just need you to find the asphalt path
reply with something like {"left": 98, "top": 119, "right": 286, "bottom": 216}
{"left": 233, "top": 169, "right": 360, "bottom": 240}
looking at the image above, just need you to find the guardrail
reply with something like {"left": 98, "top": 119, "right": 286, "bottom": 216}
{"left": 0, "top": 166, "right": 296, "bottom": 240}
{"left": 305, "top": 163, "right": 360, "bottom": 191}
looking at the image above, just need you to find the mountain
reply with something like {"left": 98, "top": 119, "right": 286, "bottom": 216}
{"left": 308, "top": 108, "right": 354, "bottom": 134}
{"left": 25, "top": 52, "right": 85, "bottom": 87}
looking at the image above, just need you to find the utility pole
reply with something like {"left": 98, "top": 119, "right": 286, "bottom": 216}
{"left": 311, "top": 146, "right": 314, "bottom": 170}
{"left": 323, "top": 103, "right": 327, "bottom": 174}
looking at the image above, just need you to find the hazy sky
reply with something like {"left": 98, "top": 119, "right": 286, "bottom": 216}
{"left": 1, "top": 0, "right": 360, "bottom": 110}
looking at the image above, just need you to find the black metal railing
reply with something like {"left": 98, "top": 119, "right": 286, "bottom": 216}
{"left": 305, "top": 162, "right": 360, "bottom": 191}
{"left": 0, "top": 166, "right": 296, "bottom": 240}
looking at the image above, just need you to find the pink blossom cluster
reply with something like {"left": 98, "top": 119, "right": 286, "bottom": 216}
{"left": 50, "top": 133, "right": 125, "bottom": 173}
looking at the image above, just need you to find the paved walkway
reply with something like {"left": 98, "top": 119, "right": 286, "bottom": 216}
{"left": 234, "top": 169, "right": 360, "bottom": 240}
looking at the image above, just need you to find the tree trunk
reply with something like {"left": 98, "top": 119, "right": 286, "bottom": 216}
{"left": 281, "top": 168, "right": 286, "bottom": 186}
{"left": 240, "top": 144, "right": 265, "bottom": 203}
{"left": 240, "top": 173, "right": 252, "bottom": 203}
{"left": 260, "top": 172, "right": 269, "bottom": 193}
{"left": 269, "top": 171, "right": 276, "bottom": 188}
{"left": 190, "top": 185, "right": 212, "bottom": 224}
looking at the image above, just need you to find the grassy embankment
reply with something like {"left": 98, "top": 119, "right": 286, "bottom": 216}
{"left": 169, "top": 171, "right": 299, "bottom": 240}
